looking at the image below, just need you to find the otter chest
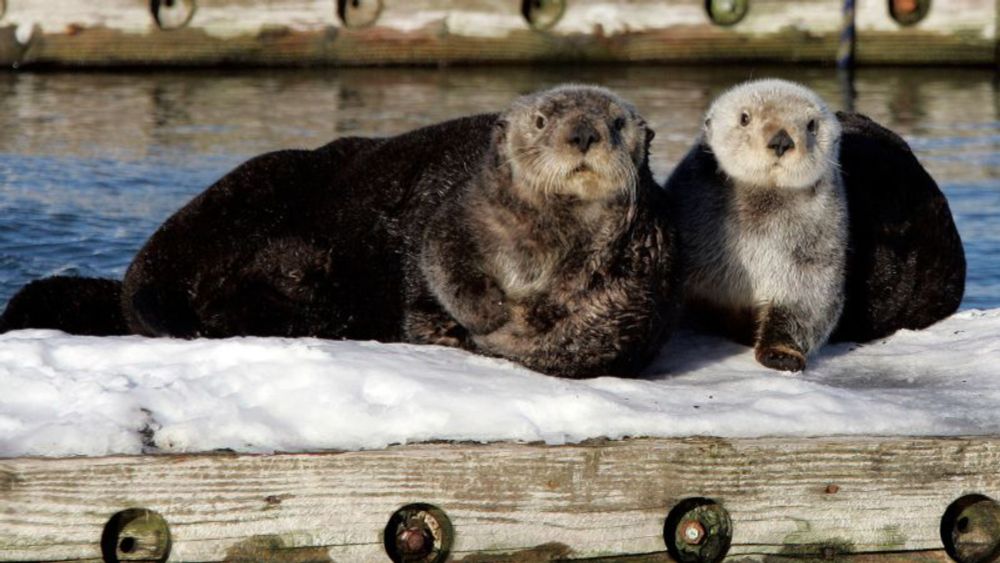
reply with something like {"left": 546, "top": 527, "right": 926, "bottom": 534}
{"left": 487, "top": 238, "right": 564, "bottom": 299}
{"left": 476, "top": 199, "right": 613, "bottom": 300}
{"left": 727, "top": 190, "right": 839, "bottom": 300}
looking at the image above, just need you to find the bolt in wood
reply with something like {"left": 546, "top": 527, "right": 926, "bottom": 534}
{"left": 336, "top": 0, "right": 382, "bottom": 29}
{"left": 399, "top": 525, "right": 433, "bottom": 557}
{"left": 706, "top": 0, "right": 750, "bottom": 26}
{"left": 681, "top": 520, "right": 706, "bottom": 545}
{"left": 889, "top": 0, "right": 930, "bottom": 25}
{"left": 383, "top": 503, "right": 453, "bottom": 563}
{"left": 100, "top": 508, "right": 171, "bottom": 563}
{"left": 149, "top": 0, "right": 196, "bottom": 30}
{"left": 941, "top": 494, "right": 1000, "bottom": 563}
{"left": 664, "top": 497, "right": 733, "bottom": 563}
{"left": 521, "top": 0, "right": 566, "bottom": 31}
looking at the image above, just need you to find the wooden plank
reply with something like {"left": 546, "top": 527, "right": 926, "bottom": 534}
{"left": 1, "top": 436, "right": 998, "bottom": 561}
{"left": 7, "top": 24, "right": 994, "bottom": 68}
{"left": 0, "top": 0, "right": 993, "bottom": 67}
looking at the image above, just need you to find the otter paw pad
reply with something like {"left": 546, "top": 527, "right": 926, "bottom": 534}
{"left": 755, "top": 345, "right": 806, "bottom": 372}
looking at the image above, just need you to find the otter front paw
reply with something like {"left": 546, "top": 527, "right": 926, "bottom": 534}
{"left": 457, "top": 282, "right": 509, "bottom": 335}
{"left": 518, "top": 298, "right": 568, "bottom": 333}
{"left": 428, "top": 320, "right": 471, "bottom": 348}
{"left": 754, "top": 344, "right": 806, "bottom": 372}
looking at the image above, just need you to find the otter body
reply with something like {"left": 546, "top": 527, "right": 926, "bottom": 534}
{"left": 118, "top": 85, "right": 680, "bottom": 377}
{"left": 122, "top": 117, "right": 491, "bottom": 341}
{"left": 668, "top": 79, "right": 847, "bottom": 372}
{"left": 832, "top": 111, "right": 965, "bottom": 342}
{"left": 410, "top": 85, "right": 679, "bottom": 377}
{"left": 0, "top": 276, "right": 128, "bottom": 336}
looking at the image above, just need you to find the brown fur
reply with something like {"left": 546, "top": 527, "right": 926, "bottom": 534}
{"left": 409, "top": 85, "right": 681, "bottom": 378}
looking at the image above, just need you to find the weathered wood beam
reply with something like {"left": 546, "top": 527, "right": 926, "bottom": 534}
{"left": 0, "top": 0, "right": 993, "bottom": 68}
{"left": 2, "top": 436, "right": 999, "bottom": 561}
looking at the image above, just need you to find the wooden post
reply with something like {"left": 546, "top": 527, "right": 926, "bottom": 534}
{"left": 3, "top": 436, "right": 1000, "bottom": 561}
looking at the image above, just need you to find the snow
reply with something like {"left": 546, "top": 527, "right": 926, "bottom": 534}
{"left": 2, "top": 309, "right": 999, "bottom": 458}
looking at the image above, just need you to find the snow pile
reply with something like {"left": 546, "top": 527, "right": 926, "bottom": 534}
{"left": 2, "top": 309, "right": 999, "bottom": 457}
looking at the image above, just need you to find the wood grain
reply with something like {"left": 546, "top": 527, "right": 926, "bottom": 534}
{"left": 0, "top": 0, "right": 993, "bottom": 67}
{"left": 2, "top": 436, "right": 998, "bottom": 561}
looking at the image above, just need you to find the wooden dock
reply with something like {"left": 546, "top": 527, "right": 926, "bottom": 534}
{"left": 0, "top": 0, "right": 995, "bottom": 68}
{"left": 3, "top": 436, "right": 1000, "bottom": 561}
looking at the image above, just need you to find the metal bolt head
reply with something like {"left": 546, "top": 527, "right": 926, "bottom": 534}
{"left": 398, "top": 526, "right": 432, "bottom": 557}
{"left": 681, "top": 520, "right": 705, "bottom": 545}
{"left": 665, "top": 498, "right": 733, "bottom": 563}
{"left": 942, "top": 495, "right": 1000, "bottom": 563}
{"left": 100, "top": 508, "right": 172, "bottom": 563}
{"left": 384, "top": 504, "right": 453, "bottom": 563}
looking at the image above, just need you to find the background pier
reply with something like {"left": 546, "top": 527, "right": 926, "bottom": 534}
{"left": 0, "top": 0, "right": 996, "bottom": 68}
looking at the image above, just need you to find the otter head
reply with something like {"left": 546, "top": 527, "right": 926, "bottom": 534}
{"left": 703, "top": 79, "right": 841, "bottom": 190}
{"left": 493, "top": 84, "right": 654, "bottom": 204}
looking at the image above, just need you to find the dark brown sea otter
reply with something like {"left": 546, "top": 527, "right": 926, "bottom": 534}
{"left": 409, "top": 85, "right": 678, "bottom": 376}
{"left": 830, "top": 111, "right": 965, "bottom": 342}
{"left": 17, "top": 85, "right": 678, "bottom": 378}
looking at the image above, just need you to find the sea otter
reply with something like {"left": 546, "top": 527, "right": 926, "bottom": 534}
{"left": 408, "top": 85, "right": 678, "bottom": 376}
{"left": 116, "top": 84, "right": 680, "bottom": 377}
{"left": 666, "top": 79, "right": 847, "bottom": 372}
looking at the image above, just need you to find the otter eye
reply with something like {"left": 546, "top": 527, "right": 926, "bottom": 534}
{"left": 740, "top": 111, "right": 751, "bottom": 127}
{"left": 535, "top": 115, "right": 546, "bottom": 129}
{"left": 613, "top": 117, "right": 626, "bottom": 131}
{"left": 807, "top": 119, "right": 818, "bottom": 133}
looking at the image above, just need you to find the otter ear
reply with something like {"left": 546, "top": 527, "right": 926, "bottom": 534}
{"left": 633, "top": 115, "right": 655, "bottom": 146}
{"left": 492, "top": 118, "right": 509, "bottom": 145}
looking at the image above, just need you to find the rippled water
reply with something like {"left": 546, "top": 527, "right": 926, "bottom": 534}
{"left": 0, "top": 66, "right": 996, "bottom": 309}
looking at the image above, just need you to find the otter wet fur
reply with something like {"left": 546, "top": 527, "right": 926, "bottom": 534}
{"left": 0, "top": 276, "right": 128, "bottom": 336}
{"left": 411, "top": 85, "right": 679, "bottom": 377}
{"left": 831, "top": 111, "right": 964, "bottom": 343}
{"left": 118, "top": 84, "right": 680, "bottom": 378}
{"left": 666, "top": 79, "right": 847, "bottom": 372}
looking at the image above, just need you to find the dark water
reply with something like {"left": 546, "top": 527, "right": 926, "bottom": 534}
{"left": 0, "top": 66, "right": 996, "bottom": 308}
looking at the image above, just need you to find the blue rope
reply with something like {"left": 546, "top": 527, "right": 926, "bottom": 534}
{"left": 837, "top": 0, "right": 856, "bottom": 69}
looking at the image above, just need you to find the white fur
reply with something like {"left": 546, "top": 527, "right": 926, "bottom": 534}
{"left": 705, "top": 79, "right": 842, "bottom": 191}
{"left": 672, "top": 79, "right": 848, "bottom": 359}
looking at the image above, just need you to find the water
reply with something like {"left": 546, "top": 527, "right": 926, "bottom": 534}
{"left": 0, "top": 66, "right": 996, "bottom": 309}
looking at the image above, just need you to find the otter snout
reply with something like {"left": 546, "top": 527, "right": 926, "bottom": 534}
{"left": 567, "top": 120, "right": 601, "bottom": 154}
{"left": 767, "top": 129, "right": 795, "bottom": 157}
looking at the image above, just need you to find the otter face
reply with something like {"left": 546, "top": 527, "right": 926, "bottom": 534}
{"left": 704, "top": 79, "right": 841, "bottom": 190}
{"left": 497, "top": 85, "right": 654, "bottom": 203}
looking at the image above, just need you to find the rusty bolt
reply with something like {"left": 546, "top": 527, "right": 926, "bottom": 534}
{"left": 825, "top": 484, "right": 840, "bottom": 494}
{"left": 680, "top": 519, "right": 705, "bottom": 545}
{"left": 398, "top": 525, "right": 432, "bottom": 557}
{"left": 384, "top": 503, "right": 453, "bottom": 563}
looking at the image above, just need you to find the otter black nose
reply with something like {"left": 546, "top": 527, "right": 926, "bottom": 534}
{"left": 767, "top": 129, "right": 795, "bottom": 157}
{"left": 568, "top": 122, "right": 601, "bottom": 153}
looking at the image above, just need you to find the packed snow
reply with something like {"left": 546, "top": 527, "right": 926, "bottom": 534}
{"left": 2, "top": 309, "right": 999, "bottom": 457}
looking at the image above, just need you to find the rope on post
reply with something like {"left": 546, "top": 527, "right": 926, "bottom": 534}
{"left": 837, "top": 0, "right": 856, "bottom": 69}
